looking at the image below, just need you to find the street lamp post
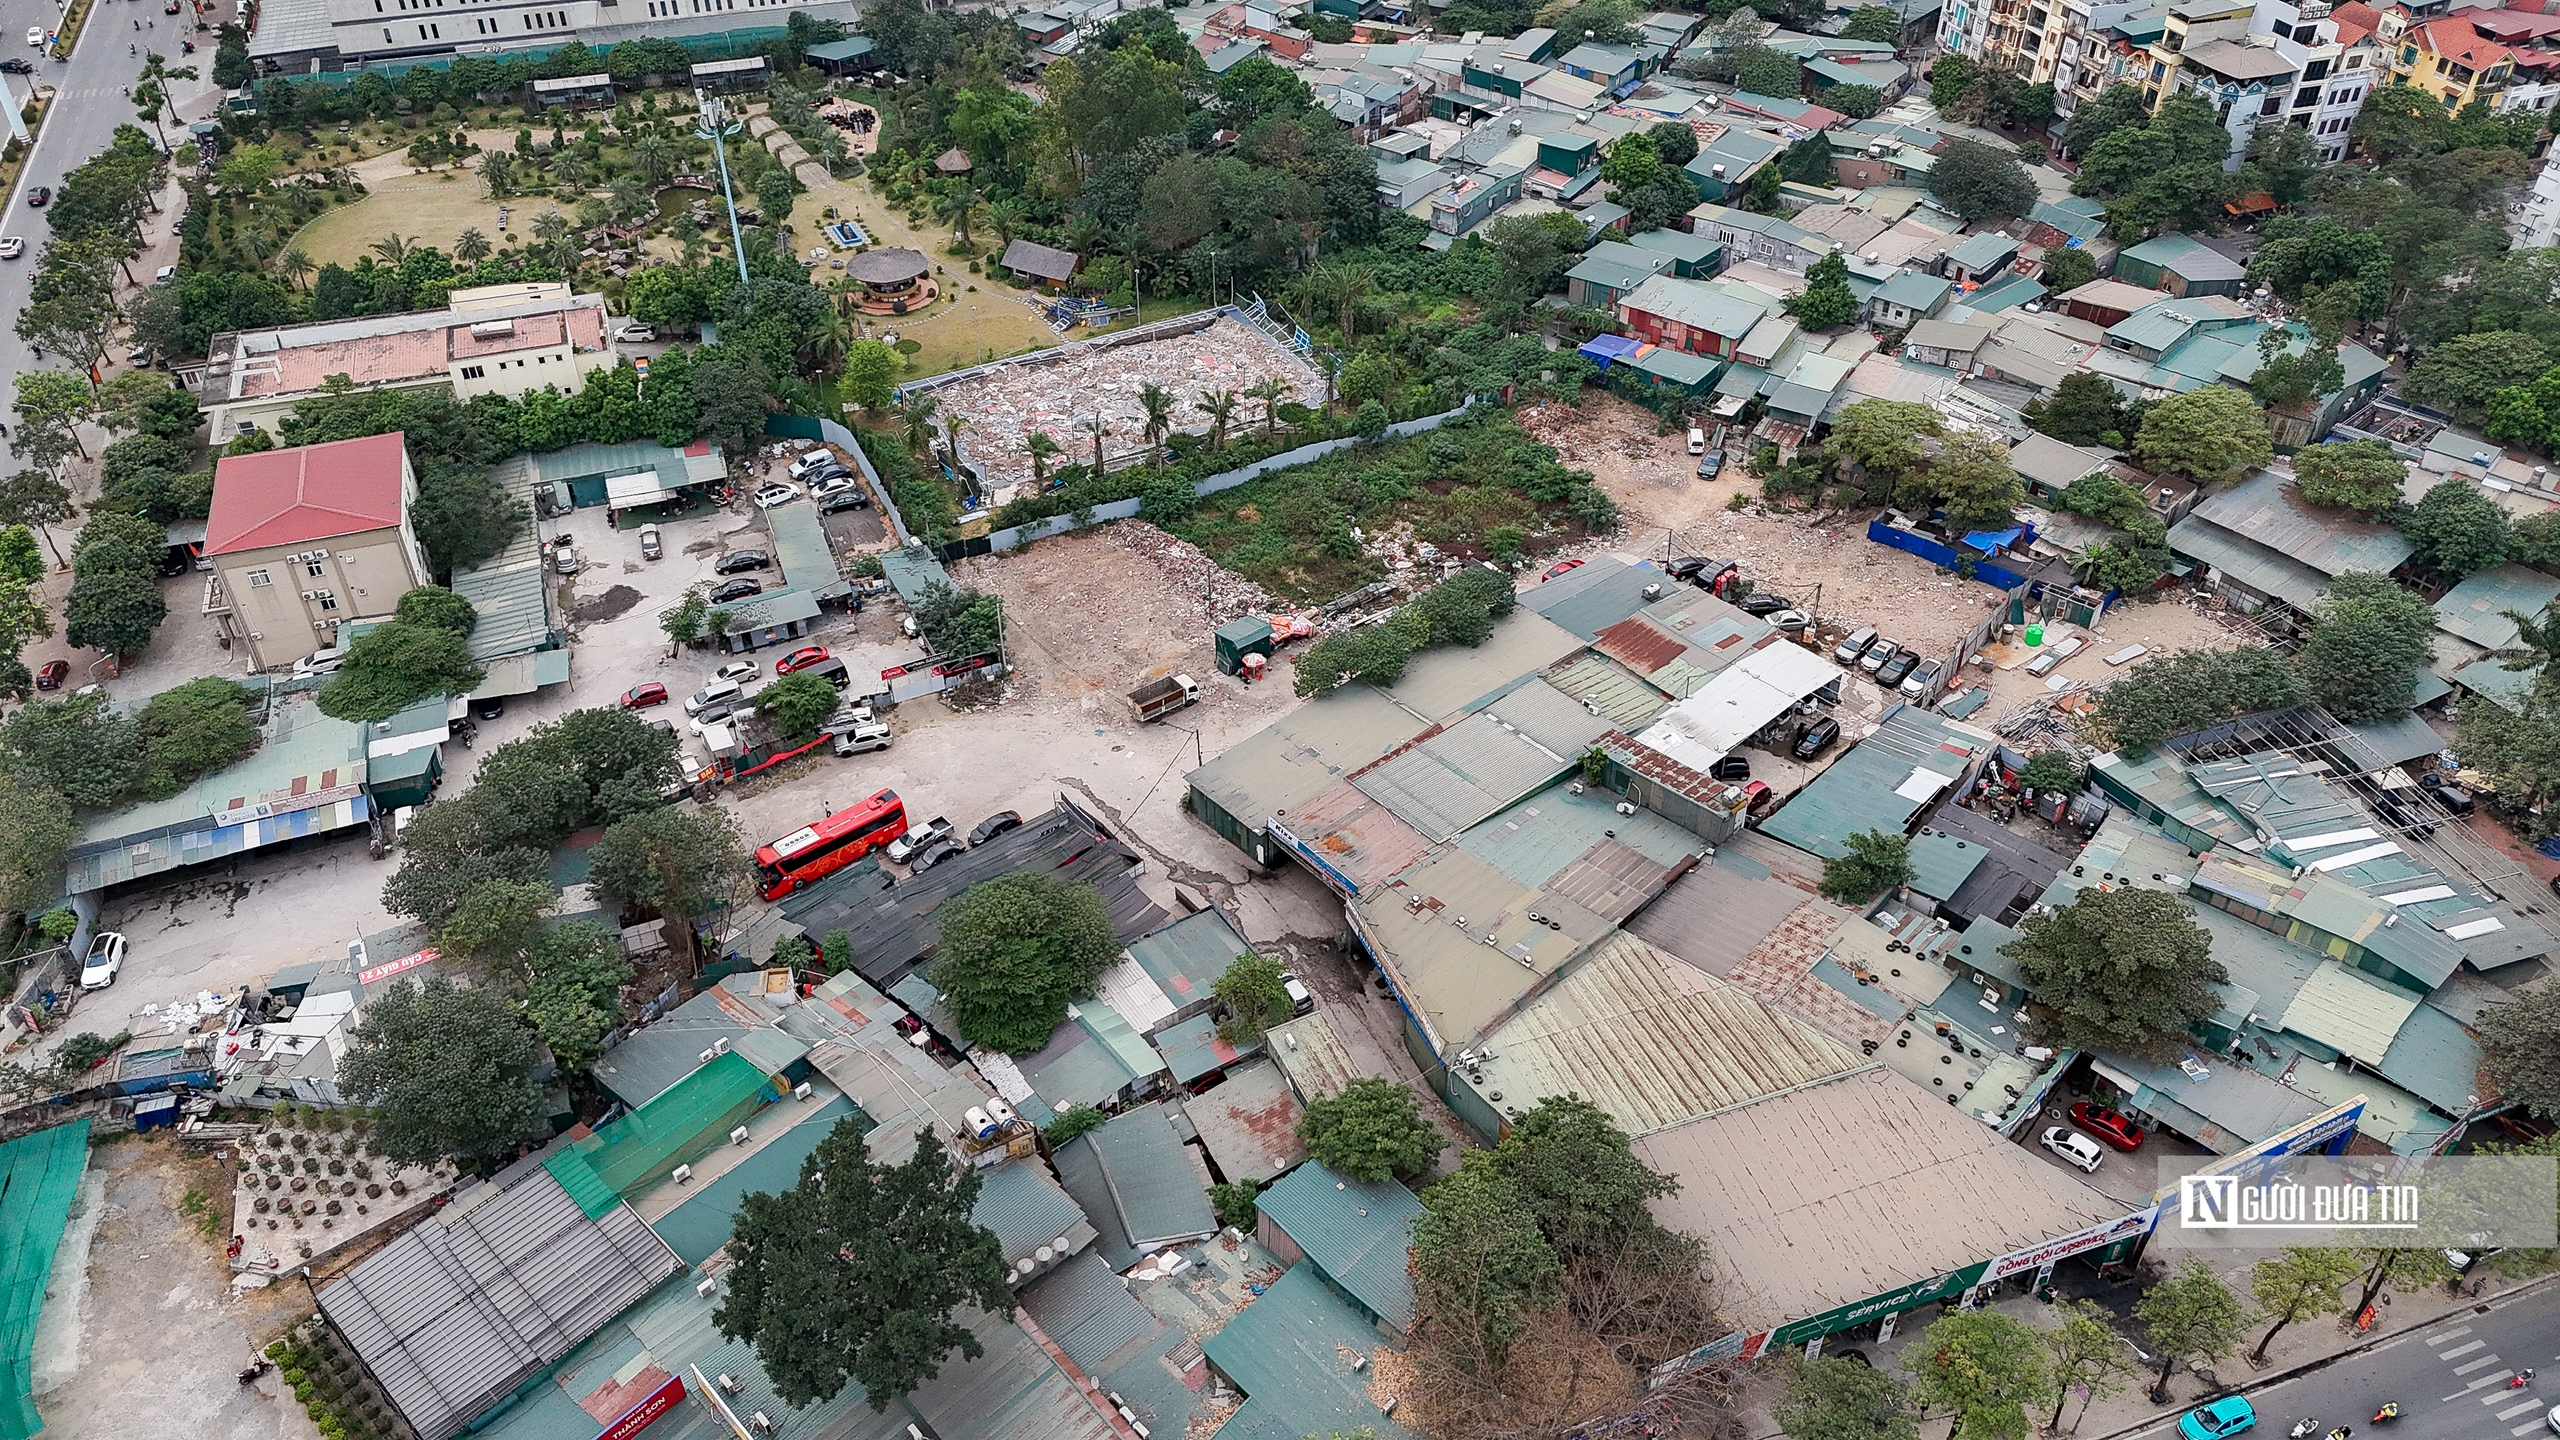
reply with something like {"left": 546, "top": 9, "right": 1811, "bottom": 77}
{"left": 693, "top": 88, "right": 751, "bottom": 289}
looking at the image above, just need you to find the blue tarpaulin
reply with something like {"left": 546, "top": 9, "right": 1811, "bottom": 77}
{"left": 1578, "top": 334, "right": 1645, "bottom": 372}
{"left": 1961, "top": 525, "right": 2027, "bottom": 553}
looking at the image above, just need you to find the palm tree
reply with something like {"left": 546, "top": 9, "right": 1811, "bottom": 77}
{"left": 936, "top": 184, "right": 984, "bottom": 248}
{"left": 452, "top": 227, "right": 492, "bottom": 265}
{"left": 369, "top": 232, "right": 416, "bottom": 263}
{"left": 802, "top": 306, "right": 849, "bottom": 375}
{"left": 545, "top": 233, "right": 582, "bottom": 277}
{"left": 1196, "top": 388, "right": 1238, "bottom": 452}
{"left": 900, "top": 394, "right": 941, "bottom": 461}
{"left": 984, "top": 196, "right": 1026, "bottom": 253}
{"left": 479, "top": 151, "right": 514, "bottom": 200}
{"left": 1139, "top": 383, "right": 1174, "bottom": 461}
{"left": 234, "top": 228, "right": 276, "bottom": 267}
{"left": 1244, "top": 376, "right": 1295, "bottom": 439}
{"left": 2492, "top": 600, "right": 2560, "bottom": 712}
{"left": 607, "top": 176, "right": 648, "bottom": 222}
{"left": 1326, "top": 262, "right": 1376, "bottom": 344}
{"left": 633, "top": 131, "right": 675, "bottom": 185}
{"left": 531, "top": 210, "right": 568, "bottom": 245}
{"left": 549, "top": 149, "right": 588, "bottom": 188}
{"left": 940, "top": 412, "right": 969, "bottom": 474}
{"left": 276, "top": 245, "right": 315, "bottom": 292}
{"left": 1026, "top": 431, "right": 1062, "bottom": 488}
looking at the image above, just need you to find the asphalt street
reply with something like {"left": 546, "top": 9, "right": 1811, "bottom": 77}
{"left": 2121, "top": 1282, "right": 2560, "bottom": 1440}
{"left": 0, "top": 0, "right": 223, "bottom": 389}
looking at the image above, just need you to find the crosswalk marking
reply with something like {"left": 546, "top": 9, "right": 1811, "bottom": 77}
{"left": 2512, "top": 1424, "right": 2545, "bottom": 1437}
{"left": 2495, "top": 1401, "right": 2542, "bottom": 1420}
{"left": 2429, "top": 1326, "right": 2475, "bottom": 1345}
{"left": 2443, "top": 1342, "right": 2489, "bottom": 1361}
{"left": 2478, "top": 1375, "right": 2520, "bottom": 1398}
{"left": 2457, "top": 1356, "right": 2507, "bottom": 1374}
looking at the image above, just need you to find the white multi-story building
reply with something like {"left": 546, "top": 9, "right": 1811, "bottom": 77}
{"left": 2245, "top": 0, "right": 2380, "bottom": 163}
{"left": 248, "top": 0, "right": 856, "bottom": 74}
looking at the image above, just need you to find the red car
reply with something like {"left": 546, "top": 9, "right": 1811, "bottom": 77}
{"left": 774, "top": 645, "right": 831, "bottom": 675}
{"left": 1541, "top": 558, "right": 1584, "bottom": 582}
{"left": 2070, "top": 1102, "right": 2143, "bottom": 1152}
{"left": 34, "top": 659, "right": 69, "bottom": 690}
{"left": 620, "top": 682, "right": 669, "bottom": 709}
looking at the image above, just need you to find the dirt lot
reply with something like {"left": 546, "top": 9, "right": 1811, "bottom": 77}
{"left": 1531, "top": 395, "right": 2258, "bottom": 722}
{"left": 32, "top": 1136, "right": 321, "bottom": 1440}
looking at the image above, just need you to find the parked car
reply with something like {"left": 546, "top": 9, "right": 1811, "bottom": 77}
{"left": 2372, "top": 789, "right": 2438, "bottom": 837}
{"left": 1900, "top": 659, "right": 1942, "bottom": 700}
{"left": 0, "top": 58, "right": 30, "bottom": 72}
{"left": 714, "top": 660, "right": 761, "bottom": 684}
{"left": 1541, "top": 558, "right": 1584, "bottom": 581}
{"left": 1696, "top": 451, "right": 1723, "bottom": 479}
{"left": 787, "top": 448, "right": 840, "bottom": 480}
{"left": 715, "top": 550, "right": 771, "bottom": 574}
{"left": 1792, "top": 716, "right": 1842, "bottom": 760}
{"left": 292, "top": 646, "right": 343, "bottom": 678}
{"left": 1875, "top": 649, "right": 1920, "bottom": 688}
{"left": 2177, "top": 1396, "right": 2256, "bottom": 1440}
{"left": 686, "top": 678, "right": 745, "bottom": 714}
{"left": 810, "top": 474, "right": 862, "bottom": 501}
{"left": 831, "top": 722, "right": 894, "bottom": 755}
{"left": 1686, "top": 426, "right": 1706, "bottom": 455}
{"left": 2417, "top": 771, "right": 2476, "bottom": 815}
{"left": 2069, "top": 1102, "right": 2144, "bottom": 1152}
{"left": 620, "top": 683, "right": 669, "bottom": 709}
{"left": 1280, "top": 970, "right": 1315, "bottom": 1014}
{"left": 551, "top": 544, "right": 581, "bottom": 575}
{"left": 1736, "top": 593, "right": 1792, "bottom": 616}
{"left": 34, "top": 658, "right": 68, "bottom": 690}
{"left": 689, "top": 704, "right": 742, "bottom": 735}
{"left": 1710, "top": 755, "right": 1751, "bottom": 781}
{"left": 819, "top": 489, "right": 871, "bottom": 515}
{"left": 1766, "top": 608, "right": 1813, "bottom": 633}
{"left": 0, "top": 237, "right": 21, "bottom": 260}
{"left": 708, "top": 578, "right": 762, "bottom": 604}
{"left": 907, "top": 836, "right": 962, "bottom": 873}
{"left": 1834, "top": 625, "right": 1878, "bottom": 665}
{"left": 1859, "top": 640, "right": 1901, "bottom": 675}
{"left": 80, "top": 932, "right": 127, "bottom": 990}
{"left": 967, "top": 810, "right": 1023, "bottom": 847}
{"left": 638, "top": 523, "right": 662, "bottom": 561}
{"left": 752, "top": 482, "right": 802, "bottom": 509}
{"left": 888, "top": 816, "right": 954, "bottom": 865}
{"left": 775, "top": 645, "right": 831, "bottom": 675}
{"left": 1738, "top": 779, "right": 1773, "bottom": 816}
{"left": 2039, "top": 1126, "right": 2106, "bottom": 1172}
{"left": 477, "top": 696, "right": 506, "bottom": 721}
{"left": 613, "top": 323, "right": 656, "bottom": 343}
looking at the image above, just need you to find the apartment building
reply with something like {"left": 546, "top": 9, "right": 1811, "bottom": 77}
{"left": 249, "top": 0, "right": 856, "bottom": 73}
{"left": 203, "top": 434, "right": 431, "bottom": 672}
{"left": 2376, "top": 3, "right": 2560, "bottom": 114}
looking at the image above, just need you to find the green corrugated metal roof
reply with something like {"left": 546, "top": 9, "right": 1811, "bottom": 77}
{"left": 1152, "top": 1012, "right": 1245, "bottom": 1085}
{"left": 1455, "top": 777, "right": 1700, "bottom": 889}
{"left": 0, "top": 1120, "right": 90, "bottom": 1440}
{"left": 1202, "top": 1266, "right": 1418, "bottom": 1440}
{"left": 1073, "top": 1103, "right": 1217, "bottom": 1249}
{"left": 1125, "top": 909, "right": 1251, "bottom": 1010}
{"left": 970, "top": 1160, "right": 1090, "bottom": 1261}
{"left": 1545, "top": 651, "right": 1672, "bottom": 728}
{"left": 877, "top": 546, "right": 954, "bottom": 608}
{"left": 2277, "top": 960, "right": 2422, "bottom": 1066}
{"left": 1253, "top": 1162, "right": 1422, "bottom": 1330}
{"left": 564, "top": 1050, "right": 775, "bottom": 1196}
{"left": 450, "top": 523, "right": 554, "bottom": 660}
{"left": 767, "top": 499, "right": 843, "bottom": 598}
{"left": 2432, "top": 563, "right": 2560, "bottom": 649}
{"left": 1905, "top": 830, "right": 1991, "bottom": 901}
{"left": 2377, "top": 1003, "right": 2484, "bottom": 1114}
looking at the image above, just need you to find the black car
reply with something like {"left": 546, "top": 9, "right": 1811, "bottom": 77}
{"left": 1668, "top": 556, "right": 1714, "bottom": 581}
{"left": 2371, "top": 790, "right": 2438, "bottom": 836}
{"left": 908, "top": 836, "right": 962, "bottom": 873}
{"left": 23, "top": 186, "right": 49, "bottom": 208}
{"left": 2417, "top": 771, "right": 2476, "bottom": 815}
{"left": 967, "top": 810, "right": 1023, "bottom": 847}
{"left": 1736, "top": 592, "right": 1792, "bottom": 616}
{"left": 708, "top": 578, "right": 763, "bottom": 604}
{"left": 476, "top": 696, "right": 506, "bottom": 721}
{"left": 715, "top": 550, "right": 771, "bottom": 575}
{"left": 818, "top": 490, "right": 870, "bottom": 515}
{"left": 0, "top": 59, "right": 32, "bottom": 73}
{"left": 1709, "top": 755, "right": 1751, "bottom": 781}
{"left": 1875, "top": 649, "right": 1920, "bottom": 687}
{"left": 1792, "top": 715, "right": 1841, "bottom": 760}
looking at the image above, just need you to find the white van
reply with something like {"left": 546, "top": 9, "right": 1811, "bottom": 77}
{"left": 832, "top": 722, "right": 894, "bottom": 756}
{"left": 685, "top": 678, "right": 744, "bottom": 715}
{"left": 1686, "top": 427, "right": 1707, "bottom": 455}
{"left": 787, "top": 448, "right": 838, "bottom": 480}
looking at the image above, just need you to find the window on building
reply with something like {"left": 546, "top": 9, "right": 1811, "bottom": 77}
{"left": 460, "top": 364, "right": 485, "bottom": 378}
{"left": 2304, "top": 58, "right": 2328, "bottom": 79}
{"left": 305, "top": 559, "right": 326, "bottom": 577}
{"left": 317, "top": 594, "right": 340, "bottom": 613}
{"left": 247, "top": 569, "right": 272, "bottom": 587}
{"left": 2271, "top": 19, "right": 2291, "bottom": 38}
{"left": 2261, "top": 94, "right": 2282, "bottom": 115}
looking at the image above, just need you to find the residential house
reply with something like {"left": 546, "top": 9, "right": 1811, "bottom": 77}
{"left": 2058, "top": 277, "right": 2173, "bottom": 327}
{"left": 1624, "top": 226, "right": 1728, "bottom": 278}
{"left": 1943, "top": 230, "right": 2020, "bottom": 285}
{"left": 1554, "top": 40, "right": 1657, "bottom": 93}
{"left": 1684, "top": 128, "right": 1788, "bottom": 203}
{"left": 1424, "top": 164, "right": 1527, "bottom": 247}
{"left": 2169, "top": 36, "right": 2303, "bottom": 168}
{"left": 1562, "top": 243, "right": 1666, "bottom": 311}
{"left": 1870, "top": 268, "right": 1955, "bottom": 327}
{"left": 2165, "top": 466, "right": 2415, "bottom": 618}
{"left": 1904, "top": 315, "right": 1990, "bottom": 369}
{"left": 1615, "top": 273, "right": 1769, "bottom": 357}
{"left": 1687, "top": 203, "right": 1839, "bottom": 272}
{"left": 2113, "top": 234, "right": 2247, "bottom": 297}
{"left": 202, "top": 433, "right": 431, "bottom": 671}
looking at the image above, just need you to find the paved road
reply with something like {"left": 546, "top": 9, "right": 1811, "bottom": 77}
{"left": 0, "top": 0, "right": 223, "bottom": 389}
{"left": 2120, "top": 1283, "right": 2560, "bottom": 1440}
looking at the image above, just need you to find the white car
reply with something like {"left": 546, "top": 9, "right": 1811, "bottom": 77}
{"left": 810, "top": 474, "right": 862, "bottom": 501}
{"left": 752, "top": 482, "right": 802, "bottom": 509}
{"left": 714, "top": 660, "right": 761, "bottom": 684}
{"left": 80, "top": 932, "right": 127, "bottom": 990}
{"left": 25, "top": 27, "right": 45, "bottom": 47}
{"left": 613, "top": 323, "right": 656, "bottom": 343}
{"left": 689, "top": 704, "right": 742, "bottom": 735}
{"left": 1280, "top": 970, "right": 1314, "bottom": 1014}
{"left": 786, "top": 448, "right": 838, "bottom": 480}
{"left": 2040, "top": 1126, "right": 2106, "bottom": 1173}
{"left": 0, "top": 238, "right": 21, "bottom": 260}
{"left": 552, "top": 544, "right": 580, "bottom": 575}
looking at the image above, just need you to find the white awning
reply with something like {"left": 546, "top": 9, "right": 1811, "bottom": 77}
{"left": 1630, "top": 640, "right": 1842, "bottom": 773}
{"left": 605, "top": 469, "right": 675, "bottom": 507}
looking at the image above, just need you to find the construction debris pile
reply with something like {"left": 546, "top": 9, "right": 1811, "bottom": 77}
{"left": 1119, "top": 522, "right": 1278, "bottom": 628}
{"left": 922, "top": 317, "right": 1325, "bottom": 493}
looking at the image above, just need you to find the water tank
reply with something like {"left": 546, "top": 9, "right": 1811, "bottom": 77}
{"left": 987, "top": 1097, "right": 1018, "bottom": 1126}
{"left": 965, "top": 1106, "right": 1000, "bottom": 1141}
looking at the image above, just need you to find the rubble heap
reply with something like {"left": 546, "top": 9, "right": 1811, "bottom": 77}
{"left": 1118, "top": 522, "right": 1278, "bottom": 628}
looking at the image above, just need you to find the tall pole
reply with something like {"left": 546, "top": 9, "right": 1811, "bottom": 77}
{"left": 695, "top": 88, "right": 751, "bottom": 289}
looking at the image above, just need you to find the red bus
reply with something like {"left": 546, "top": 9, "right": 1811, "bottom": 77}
{"left": 755, "top": 789, "right": 907, "bottom": 899}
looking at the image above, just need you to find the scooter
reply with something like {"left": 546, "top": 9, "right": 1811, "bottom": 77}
{"left": 2289, "top": 1421, "right": 2323, "bottom": 1440}
{"left": 2370, "top": 1404, "right": 2399, "bottom": 1425}
{"left": 2510, "top": 1370, "right": 2536, "bottom": 1390}
{"left": 237, "top": 1357, "right": 273, "bottom": 1386}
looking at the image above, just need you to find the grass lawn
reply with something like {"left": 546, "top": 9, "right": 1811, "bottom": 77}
{"left": 286, "top": 170, "right": 541, "bottom": 268}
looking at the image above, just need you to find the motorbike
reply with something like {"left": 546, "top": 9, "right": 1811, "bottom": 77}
{"left": 2289, "top": 1422, "right": 2323, "bottom": 1440}
{"left": 2370, "top": 1405, "right": 2399, "bottom": 1425}
{"left": 237, "top": 1358, "right": 273, "bottom": 1386}
{"left": 2511, "top": 1370, "right": 2536, "bottom": 1390}
{"left": 181, "top": 39, "right": 193, "bottom": 51}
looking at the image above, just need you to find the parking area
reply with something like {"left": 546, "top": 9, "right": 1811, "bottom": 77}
{"left": 2012, "top": 1094, "right": 2212, "bottom": 1207}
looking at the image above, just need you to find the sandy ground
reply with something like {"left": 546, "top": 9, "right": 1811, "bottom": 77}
{"left": 31, "top": 1137, "right": 321, "bottom": 1440}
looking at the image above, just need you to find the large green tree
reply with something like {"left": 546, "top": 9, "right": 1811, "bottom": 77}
{"left": 1910, "top": 1311, "right": 2054, "bottom": 1440}
{"left": 1211, "top": 952, "right": 1295, "bottom": 1046}
{"left": 1929, "top": 139, "right": 2036, "bottom": 222}
{"left": 714, "top": 1118, "right": 1014, "bottom": 1411}
{"left": 337, "top": 976, "right": 544, "bottom": 1172}
{"left": 317, "top": 618, "right": 486, "bottom": 723}
{"left": 932, "top": 872, "right": 1119, "bottom": 1054}
{"left": 1412, "top": 1154, "right": 1561, "bottom": 1364}
{"left": 1819, "top": 829, "right": 1914, "bottom": 904}
{"left": 2475, "top": 984, "right": 2560, "bottom": 1118}
{"left": 1777, "top": 1355, "right": 1918, "bottom": 1440}
{"left": 585, "top": 805, "right": 750, "bottom": 973}
{"left": 2023, "top": 372, "right": 2135, "bottom": 449}
{"left": 2003, "top": 886, "right": 2228, "bottom": 1056}
{"left": 1297, "top": 1075, "right": 1444, "bottom": 1181}
{"left": 0, "top": 772, "right": 76, "bottom": 920}
{"left": 2401, "top": 477, "right": 2512, "bottom": 578}
{"left": 2133, "top": 1260, "right": 2250, "bottom": 1402}
{"left": 2297, "top": 572, "right": 2435, "bottom": 722}
{"left": 1829, "top": 400, "right": 1945, "bottom": 482}
{"left": 2094, "top": 646, "right": 2309, "bottom": 750}
{"left": 2293, "top": 439, "right": 2408, "bottom": 514}
{"left": 2245, "top": 1247, "right": 2361, "bottom": 1363}
{"left": 1786, "top": 252, "right": 1858, "bottom": 330}
{"left": 2132, "top": 386, "right": 2273, "bottom": 484}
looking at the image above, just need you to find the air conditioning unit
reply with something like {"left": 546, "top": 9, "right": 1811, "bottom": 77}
{"left": 672, "top": 1164, "right": 694, "bottom": 1184}
{"left": 712, "top": 1037, "right": 731, "bottom": 1055}
{"left": 730, "top": 1125, "right": 752, "bottom": 1145}
{"left": 698, "top": 1046, "right": 718, "bottom": 1063}
{"left": 717, "top": 1374, "right": 743, "bottom": 1394}
{"left": 750, "top": 1413, "right": 775, "bottom": 1435}
{"left": 301, "top": 591, "right": 319, "bottom": 600}
{"left": 792, "top": 1081, "right": 813, "bottom": 1101}
{"left": 696, "top": 1276, "right": 717, "bottom": 1297}
{"left": 312, "top": 549, "right": 328, "bottom": 559}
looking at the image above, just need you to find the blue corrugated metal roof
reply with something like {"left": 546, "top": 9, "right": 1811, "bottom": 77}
{"left": 1254, "top": 1162, "right": 1422, "bottom": 1331}
{"left": 1153, "top": 1012, "right": 1245, "bottom": 1085}
{"left": 1204, "top": 1266, "right": 1415, "bottom": 1440}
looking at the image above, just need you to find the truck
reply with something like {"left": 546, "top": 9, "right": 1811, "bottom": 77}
{"left": 1129, "top": 674, "right": 1201, "bottom": 723}
{"left": 887, "top": 816, "right": 952, "bottom": 864}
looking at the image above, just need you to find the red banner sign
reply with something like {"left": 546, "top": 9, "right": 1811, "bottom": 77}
{"left": 357, "top": 947, "right": 439, "bottom": 986}
{"left": 596, "top": 1375, "right": 685, "bottom": 1440}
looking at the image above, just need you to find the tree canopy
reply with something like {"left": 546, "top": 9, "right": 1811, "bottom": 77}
{"left": 2132, "top": 386, "right": 2274, "bottom": 484}
{"left": 338, "top": 976, "right": 543, "bottom": 1172}
{"left": 932, "top": 872, "right": 1120, "bottom": 1053}
{"left": 1928, "top": 139, "right": 2037, "bottom": 222}
{"left": 2094, "top": 646, "right": 2309, "bottom": 751}
{"left": 1298, "top": 1075, "right": 1445, "bottom": 1181}
{"left": 2298, "top": 572, "right": 2435, "bottom": 722}
{"left": 2004, "top": 886, "right": 2229, "bottom": 1056}
{"left": 1819, "top": 829, "right": 1914, "bottom": 904}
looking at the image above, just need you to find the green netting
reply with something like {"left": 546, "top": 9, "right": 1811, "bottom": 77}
{"left": 0, "top": 1120, "right": 92, "bottom": 1440}
{"left": 559, "top": 1051, "right": 776, "bottom": 1198}
{"left": 541, "top": 1149, "right": 620, "bottom": 1221}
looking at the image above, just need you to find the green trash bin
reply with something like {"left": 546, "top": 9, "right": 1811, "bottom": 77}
{"left": 2024, "top": 623, "right": 2045, "bottom": 647}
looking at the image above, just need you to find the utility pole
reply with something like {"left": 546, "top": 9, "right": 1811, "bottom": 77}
{"left": 694, "top": 87, "right": 751, "bottom": 289}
